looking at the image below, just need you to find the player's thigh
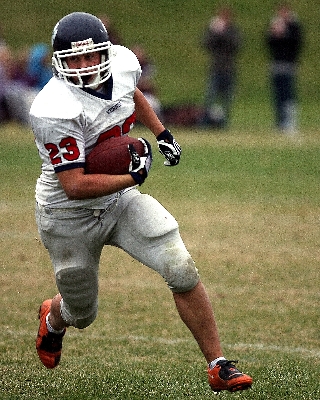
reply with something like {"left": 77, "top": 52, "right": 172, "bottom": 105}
{"left": 36, "top": 205, "right": 103, "bottom": 293}
{"left": 110, "top": 193, "right": 199, "bottom": 292}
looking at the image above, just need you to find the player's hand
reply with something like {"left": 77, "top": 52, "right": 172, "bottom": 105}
{"left": 129, "top": 138, "right": 152, "bottom": 185}
{"left": 157, "top": 129, "right": 181, "bottom": 166}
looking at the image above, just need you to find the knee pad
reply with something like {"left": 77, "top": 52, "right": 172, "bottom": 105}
{"left": 162, "top": 245, "right": 200, "bottom": 293}
{"left": 56, "top": 266, "right": 98, "bottom": 329}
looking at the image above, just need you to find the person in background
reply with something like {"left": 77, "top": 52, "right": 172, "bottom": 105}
{"left": 265, "top": 2, "right": 303, "bottom": 134}
{"left": 26, "top": 43, "right": 52, "bottom": 90}
{"left": 202, "top": 6, "right": 241, "bottom": 129}
{"left": 98, "top": 15, "right": 123, "bottom": 45}
{"left": 131, "top": 45, "right": 162, "bottom": 118}
{"left": 0, "top": 40, "right": 51, "bottom": 125}
{"left": 2, "top": 43, "right": 50, "bottom": 126}
{"left": 0, "top": 42, "right": 10, "bottom": 123}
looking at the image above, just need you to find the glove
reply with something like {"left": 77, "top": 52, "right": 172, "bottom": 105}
{"left": 129, "top": 138, "right": 152, "bottom": 185}
{"left": 157, "top": 129, "right": 181, "bottom": 166}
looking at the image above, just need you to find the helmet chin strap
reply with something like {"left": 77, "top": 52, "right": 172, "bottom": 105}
{"left": 87, "top": 53, "right": 106, "bottom": 89}
{"left": 83, "top": 53, "right": 107, "bottom": 89}
{"left": 85, "top": 73, "right": 101, "bottom": 90}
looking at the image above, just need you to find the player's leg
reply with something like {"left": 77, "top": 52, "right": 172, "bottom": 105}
{"left": 35, "top": 206, "right": 104, "bottom": 368}
{"left": 110, "top": 192, "right": 221, "bottom": 358}
{"left": 173, "top": 280, "right": 223, "bottom": 362}
{"left": 47, "top": 293, "right": 65, "bottom": 330}
{"left": 173, "top": 281, "right": 252, "bottom": 392}
{"left": 109, "top": 191, "right": 199, "bottom": 292}
{"left": 109, "top": 191, "right": 252, "bottom": 392}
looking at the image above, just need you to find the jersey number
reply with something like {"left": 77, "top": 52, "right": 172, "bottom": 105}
{"left": 44, "top": 113, "right": 136, "bottom": 165}
{"left": 97, "top": 112, "right": 136, "bottom": 144}
{"left": 45, "top": 137, "right": 80, "bottom": 165}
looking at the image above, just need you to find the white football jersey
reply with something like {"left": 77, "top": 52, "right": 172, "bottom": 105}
{"left": 30, "top": 45, "right": 142, "bottom": 208}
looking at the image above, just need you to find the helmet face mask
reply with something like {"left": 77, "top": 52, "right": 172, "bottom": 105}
{"left": 52, "top": 12, "right": 112, "bottom": 89}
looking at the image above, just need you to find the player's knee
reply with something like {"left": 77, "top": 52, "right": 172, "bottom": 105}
{"left": 165, "top": 255, "right": 200, "bottom": 293}
{"left": 56, "top": 266, "right": 98, "bottom": 329}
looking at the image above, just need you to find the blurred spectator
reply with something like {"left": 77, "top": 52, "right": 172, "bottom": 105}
{"left": 265, "top": 3, "right": 303, "bottom": 134}
{"left": 0, "top": 42, "right": 10, "bottom": 122}
{"left": 131, "top": 45, "right": 162, "bottom": 118}
{"left": 0, "top": 43, "right": 51, "bottom": 126}
{"left": 201, "top": 6, "right": 241, "bottom": 129}
{"left": 10, "top": 46, "right": 35, "bottom": 87}
{"left": 26, "top": 43, "right": 52, "bottom": 90}
{"left": 98, "top": 15, "right": 123, "bottom": 45}
{"left": 0, "top": 23, "right": 5, "bottom": 47}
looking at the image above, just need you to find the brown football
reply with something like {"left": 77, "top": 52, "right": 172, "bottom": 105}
{"left": 85, "top": 135, "right": 145, "bottom": 175}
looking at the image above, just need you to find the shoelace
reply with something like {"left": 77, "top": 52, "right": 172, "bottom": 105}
{"left": 219, "top": 360, "right": 243, "bottom": 379}
{"left": 223, "top": 360, "right": 239, "bottom": 367}
{"left": 220, "top": 360, "right": 240, "bottom": 371}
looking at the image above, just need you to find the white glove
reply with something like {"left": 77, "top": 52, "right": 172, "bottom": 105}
{"left": 157, "top": 129, "right": 181, "bottom": 166}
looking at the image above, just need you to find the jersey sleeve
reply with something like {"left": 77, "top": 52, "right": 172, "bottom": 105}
{"left": 34, "top": 117, "right": 86, "bottom": 174}
{"left": 110, "top": 46, "right": 142, "bottom": 99}
{"left": 30, "top": 78, "right": 87, "bottom": 173}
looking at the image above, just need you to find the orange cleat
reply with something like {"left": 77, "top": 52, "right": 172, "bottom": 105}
{"left": 36, "top": 299, "right": 66, "bottom": 369}
{"left": 208, "top": 359, "right": 253, "bottom": 393}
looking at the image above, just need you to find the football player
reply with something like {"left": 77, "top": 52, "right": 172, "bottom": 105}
{"left": 30, "top": 12, "right": 252, "bottom": 393}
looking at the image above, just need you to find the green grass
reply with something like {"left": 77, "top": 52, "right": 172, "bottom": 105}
{"left": 0, "top": 123, "right": 320, "bottom": 399}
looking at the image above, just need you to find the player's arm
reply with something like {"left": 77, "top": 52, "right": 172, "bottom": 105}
{"left": 56, "top": 167, "right": 136, "bottom": 200}
{"left": 134, "top": 88, "right": 165, "bottom": 136}
{"left": 134, "top": 88, "right": 181, "bottom": 166}
{"left": 56, "top": 137, "right": 152, "bottom": 199}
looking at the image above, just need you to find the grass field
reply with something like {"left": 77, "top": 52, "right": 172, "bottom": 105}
{"left": 0, "top": 122, "right": 319, "bottom": 399}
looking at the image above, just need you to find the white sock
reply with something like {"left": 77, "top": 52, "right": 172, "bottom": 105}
{"left": 46, "top": 313, "right": 65, "bottom": 335}
{"left": 208, "top": 357, "right": 227, "bottom": 370}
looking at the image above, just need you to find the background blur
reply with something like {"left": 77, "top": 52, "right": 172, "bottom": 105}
{"left": 0, "top": 0, "right": 319, "bottom": 130}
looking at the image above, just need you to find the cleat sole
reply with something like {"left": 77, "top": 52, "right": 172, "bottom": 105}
{"left": 229, "top": 384, "right": 252, "bottom": 392}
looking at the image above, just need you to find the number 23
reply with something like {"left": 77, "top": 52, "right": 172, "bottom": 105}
{"left": 45, "top": 113, "right": 136, "bottom": 165}
{"left": 45, "top": 137, "right": 80, "bottom": 165}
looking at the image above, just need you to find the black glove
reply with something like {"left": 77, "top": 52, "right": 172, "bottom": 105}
{"left": 129, "top": 138, "right": 152, "bottom": 185}
{"left": 157, "top": 129, "right": 181, "bottom": 166}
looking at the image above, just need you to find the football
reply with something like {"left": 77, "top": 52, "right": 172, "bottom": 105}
{"left": 85, "top": 135, "right": 145, "bottom": 175}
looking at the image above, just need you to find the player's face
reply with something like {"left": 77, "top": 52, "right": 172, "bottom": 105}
{"left": 66, "top": 51, "right": 101, "bottom": 86}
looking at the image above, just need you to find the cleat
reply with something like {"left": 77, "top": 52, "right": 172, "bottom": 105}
{"left": 36, "top": 299, "right": 66, "bottom": 369}
{"left": 208, "top": 359, "right": 253, "bottom": 393}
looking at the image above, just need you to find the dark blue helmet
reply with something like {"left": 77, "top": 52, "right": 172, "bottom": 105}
{"left": 52, "top": 12, "right": 112, "bottom": 89}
